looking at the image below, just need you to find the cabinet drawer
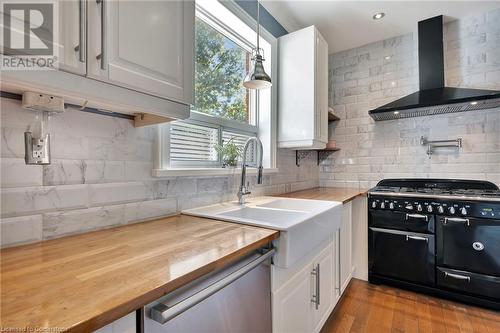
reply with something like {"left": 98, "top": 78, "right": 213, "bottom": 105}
{"left": 437, "top": 267, "right": 500, "bottom": 300}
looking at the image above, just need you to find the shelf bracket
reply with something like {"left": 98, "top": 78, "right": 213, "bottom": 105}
{"left": 317, "top": 150, "right": 336, "bottom": 165}
{"left": 295, "top": 150, "right": 313, "bottom": 167}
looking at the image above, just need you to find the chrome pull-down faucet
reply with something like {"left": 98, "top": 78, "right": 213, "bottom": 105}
{"left": 238, "top": 137, "right": 263, "bottom": 204}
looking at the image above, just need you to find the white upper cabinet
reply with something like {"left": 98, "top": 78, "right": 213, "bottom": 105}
{"left": 278, "top": 25, "right": 329, "bottom": 149}
{"left": 87, "top": 0, "right": 194, "bottom": 105}
{"left": 1, "top": 0, "right": 193, "bottom": 123}
{"left": 57, "top": 0, "right": 87, "bottom": 75}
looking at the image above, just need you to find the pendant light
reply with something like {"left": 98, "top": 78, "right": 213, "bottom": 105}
{"left": 243, "top": 0, "right": 272, "bottom": 89}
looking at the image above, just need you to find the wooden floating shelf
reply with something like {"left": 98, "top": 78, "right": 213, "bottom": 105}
{"left": 295, "top": 147, "right": 341, "bottom": 167}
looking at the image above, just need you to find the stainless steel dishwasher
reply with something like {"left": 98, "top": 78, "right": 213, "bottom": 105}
{"left": 143, "top": 248, "right": 274, "bottom": 333}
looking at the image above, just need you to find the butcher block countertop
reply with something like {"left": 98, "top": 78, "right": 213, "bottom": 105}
{"left": 0, "top": 215, "right": 278, "bottom": 332}
{"left": 280, "top": 187, "right": 368, "bottom": 204}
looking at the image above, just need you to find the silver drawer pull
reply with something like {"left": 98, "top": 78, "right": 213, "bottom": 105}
{"left": 406, "top": 213, "right": 428, "bottom": 222}
{"left": 150, "top": 248, "right": 275, "bottom": 325}
{"left": 444, "top": 217, "right": 470, "bottom": 226}
{"left": 405, "top": 235, "right": 428, "bottom": 242}
{"left": 444, "top": 272, "right": 471, "bottom": 282}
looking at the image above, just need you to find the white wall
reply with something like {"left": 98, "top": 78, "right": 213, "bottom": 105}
{"left": 321, "top": 8, "right": 500, "bottom": 189}
{"left": 0, "top": 99, "right": 318, "bottom": 248}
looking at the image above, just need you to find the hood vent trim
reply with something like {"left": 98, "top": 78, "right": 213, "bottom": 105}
{"left": 369, "top": 15, "right": 500, "bottom": 121}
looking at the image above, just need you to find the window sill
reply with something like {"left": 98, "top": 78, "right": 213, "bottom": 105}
{"left": 152, "top": 167, "right": 279, "bottom": 178}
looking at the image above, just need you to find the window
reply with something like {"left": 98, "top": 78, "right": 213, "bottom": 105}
{"left": 162, "top": 0, "right": 274, "bottom": 171}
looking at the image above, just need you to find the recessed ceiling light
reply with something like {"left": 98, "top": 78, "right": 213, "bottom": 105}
{"left": 394, "top": 111, "right": 399, "bottom": 115}
{"left": 384, "top": 55, "right": 391, "bottom": 60}
{"left": 470, "top": 101, "right": 478, "bottom": 105}
{"left": 373, "top": 12, "right": 385, "bottom": 20}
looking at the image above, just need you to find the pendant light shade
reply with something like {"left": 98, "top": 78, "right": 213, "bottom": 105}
{"left": 243, "top": 54, "right": 272, "bottom": 89}
{"left": 243, "top": 0, "right": 272, "bottom": 90}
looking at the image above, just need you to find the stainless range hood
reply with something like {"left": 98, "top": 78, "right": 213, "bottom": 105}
{"left": 369, "top": 16, "right": 500, "bottom": 121}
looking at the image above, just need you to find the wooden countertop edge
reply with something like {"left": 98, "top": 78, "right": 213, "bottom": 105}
{"left": 341, "top": 190, "right": 368, "bottom": 204}
{"left": 279, "top": 187, "right": 368, "bottom": 204}
{"left": 71, "top": 229, "right": 278, "bottom": 333}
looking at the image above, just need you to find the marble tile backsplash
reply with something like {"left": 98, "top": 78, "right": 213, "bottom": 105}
{"left": 321, "top": 8, "right": 500, "bottom": 189}
{"left": 0, "top": 98, "right": 318, "bottom": 247}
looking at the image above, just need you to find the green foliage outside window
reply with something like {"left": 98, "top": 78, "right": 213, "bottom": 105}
{"left": 194, "top": 18, "right": 249, "bottom": 123}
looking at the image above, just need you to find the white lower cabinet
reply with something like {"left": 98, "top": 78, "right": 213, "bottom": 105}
{"left": 339, "top": 201, "right": 353, "bottom": 294}
{"left": 93, "top": 312, "right": 136, "bottom": 333}
{"left": 272, "top": 237, "right": 339, "bottom": 333}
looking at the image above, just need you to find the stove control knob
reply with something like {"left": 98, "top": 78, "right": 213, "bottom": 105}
{"left": 372, "top": 201, "right": 377, "bottom": 208}
{"left": 427, "top": 205, "right": 433, "bottom": 213}
{"left": 460, "top": 207, "right": 467, "bottom": 216}
{"left": 417, "top": 204, "right": 423, "bottom": 212}
{"left": 380, "top": 202, "right": 386, "bottom": 209}
{"left": 405, "top": 204, "right": 413, "bottom": 210}
{"left": 437, "top": 206, "right": 444, "bottom": 214}
{"left": 449, "top": 206, "right": 456, "bottom": 215}
{"left": 389, "top": 202, "right": 395, "bottom": 210}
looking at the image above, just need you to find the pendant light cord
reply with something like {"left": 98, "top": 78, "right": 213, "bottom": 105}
{"left": 256, "top": 0, "right": 260, "bottom": 53}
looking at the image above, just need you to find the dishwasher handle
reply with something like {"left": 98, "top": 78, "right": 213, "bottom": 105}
{"left": 150, "top": 248, "right": 275, "bottom": 325}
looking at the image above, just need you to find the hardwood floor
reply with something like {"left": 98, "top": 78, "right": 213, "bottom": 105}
{"left": 321, "top": 279, "right": 500, "bottom": 333}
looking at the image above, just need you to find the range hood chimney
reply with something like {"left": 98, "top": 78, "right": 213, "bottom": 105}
{"left": 369, "top": 15, "right": 500, "bottom": 121}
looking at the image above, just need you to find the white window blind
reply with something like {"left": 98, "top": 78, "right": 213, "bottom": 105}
{"left": 170, "top": 122, "right": 218, "bottom": 163}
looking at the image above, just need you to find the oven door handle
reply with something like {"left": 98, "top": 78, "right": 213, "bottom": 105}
{"left": 405, "top": 235, "right": 429, "bottom": 242}
{"left": 149, "top": 248, "right": 275, "bottom": 325}
{"left": 444, "top": 272, "right": 471, "bottom": 282}
{"left": 444, "top": 217, "right": 470, "bottom": 226}
{"left": 406, "top": 213, "right": 428, "bottom": 222}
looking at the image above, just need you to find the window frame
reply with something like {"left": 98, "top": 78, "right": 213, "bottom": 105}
{"left": 154, "top": 0, "right": 278, "bottom": 177}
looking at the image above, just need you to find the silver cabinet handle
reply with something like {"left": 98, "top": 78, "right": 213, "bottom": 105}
{"left": 406, "top": 213, "right": 428, "bottom": 222}
{"left": 96, "top": 0, "right": 107, "bottom": 70}
{"left": 311, "top": 263, "right": 320, "bottom": 310}
{"left": 444, "top": 272, "right": 470, "bottom": 282}
{"left": 406, "top": 235, "right": 428, "bottom": 242}
{"left": 76, "top": 0, "right": 86, "bottom": 63}
{"left": 150, "top": 248, "right": 275, "bottom": 325}
{"left": 444, "top": 217, "right": 470, "bottom": 226}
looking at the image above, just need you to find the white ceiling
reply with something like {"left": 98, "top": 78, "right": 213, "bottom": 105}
{"left": 260, "top": 1, "right": 500, "bottom": 53}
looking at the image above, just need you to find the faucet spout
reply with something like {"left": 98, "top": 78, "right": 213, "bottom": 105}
{"left": 238, "top": 137, "right": 264, "bottom": 204}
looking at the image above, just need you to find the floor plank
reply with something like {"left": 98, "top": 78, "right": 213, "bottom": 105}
{"left": 321, "top": 279, "right": 500, "bottom": 333}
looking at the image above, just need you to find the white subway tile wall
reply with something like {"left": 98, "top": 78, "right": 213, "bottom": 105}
{"left": 0, "top": 98, "right": 318, "bottom": 247}
{"left": 322, "top": 8, "right": 500, "bottom": 189}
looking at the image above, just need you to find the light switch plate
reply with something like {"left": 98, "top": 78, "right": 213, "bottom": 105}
{"left": 24, "top": 132, "right": 51, "bottom": 165}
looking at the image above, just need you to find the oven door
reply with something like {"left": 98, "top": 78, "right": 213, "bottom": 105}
{"left": 436, "top": 216, "right": 500, "bottom": 277}
{"left": 369, "top": 209, "right": 434, "bottom": 233}
{"left": 369, "top": 227, "right": 435, "bottom": 285}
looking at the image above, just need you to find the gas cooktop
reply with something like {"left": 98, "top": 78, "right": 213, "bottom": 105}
{"left": 369, "top": 179, "right": 500, "bottom": 202}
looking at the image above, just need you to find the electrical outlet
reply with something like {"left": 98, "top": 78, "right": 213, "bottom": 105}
{"left": 24, "top": 132, "right": 51, "bottom": 165}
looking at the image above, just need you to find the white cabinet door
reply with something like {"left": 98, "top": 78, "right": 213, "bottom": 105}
{"left": 315, "top": 31, "right": 329, "bottom": 144}
{"left": 87, "top": 0, "right": 194, "bottom": 104}
{"left": 272, "top": 263, "right": 313, "bottom": 333}
{"left": 278, "top": 25, "right": 328, "bottom": 149}
{"left": 340, "top": 201, "right": 353, "bottom": 294}
{"left": 93, "top": 311, "right": 136, "bottom": 333}
{"left": 312, "top": 239, "right": 335, "bottom": 333}
{"left": 57, "top": 0, "right": 86, "bottom": 75}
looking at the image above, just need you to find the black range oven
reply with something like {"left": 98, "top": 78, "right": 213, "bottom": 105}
{"left": 368, "top": 179, "right": 500, "bottom": 310}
